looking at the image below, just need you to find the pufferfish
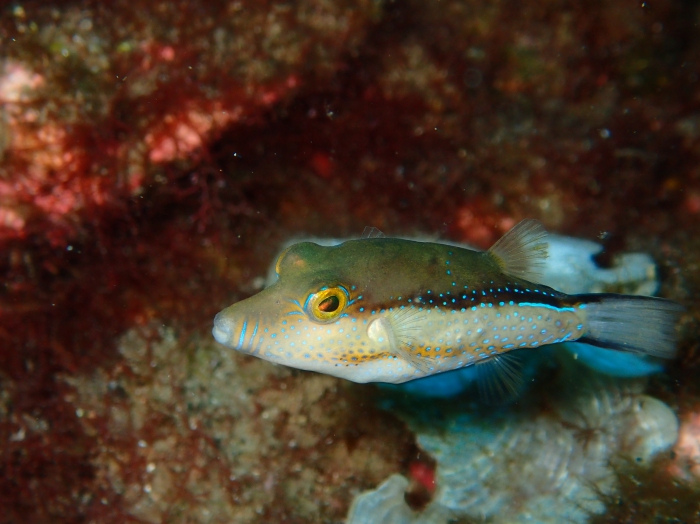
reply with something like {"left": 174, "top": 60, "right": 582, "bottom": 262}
{"left": 212, "top": 220, "right": 683, "bottom": 389}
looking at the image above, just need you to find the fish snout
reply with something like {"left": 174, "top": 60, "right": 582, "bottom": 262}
{"left": 212, "top": 310, "right": 236, "bottom": 347}
{"left": 213, "top": 309, "right": 262, "bottom": 354}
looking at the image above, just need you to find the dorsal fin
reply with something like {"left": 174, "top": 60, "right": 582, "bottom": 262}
{"left": 486, "top": 219, "right": 548, "bottom": 283}
{"left": 362, "top": 226, "right": 386, "bottom": 239}
{"left": 475, "top": 352, "right": 526, "bottom": 404}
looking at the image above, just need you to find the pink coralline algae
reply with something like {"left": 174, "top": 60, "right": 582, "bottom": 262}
{"left": 0, "top": 1, "right": 377, "bottom": 247}
{"left": 1, "top": 0, "right": 700, "bottom": 522}
{"left": 670, "top": 411, "right": 700, "bottom": 481}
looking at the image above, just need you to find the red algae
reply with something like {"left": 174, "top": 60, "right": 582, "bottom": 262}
{"left": 2, "top": 0, "right": 700, "bottom": 522}
{"left": 0, "top": 0, "right": 377, "bottom": 248}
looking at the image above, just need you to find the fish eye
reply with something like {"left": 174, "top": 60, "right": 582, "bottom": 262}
{"left": 305, "top": 286, "right": 349, "bottom": 322}
{"left": 318, "top": 295, "right": 340, "bottom": 313}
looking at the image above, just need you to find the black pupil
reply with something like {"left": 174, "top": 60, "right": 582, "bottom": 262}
{"left": 318, "top": 295, "right": 340, "bottom": 313}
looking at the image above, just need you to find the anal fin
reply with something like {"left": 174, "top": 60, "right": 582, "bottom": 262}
{"left": 475, "top": 352, "right": 526, "bottom": 404}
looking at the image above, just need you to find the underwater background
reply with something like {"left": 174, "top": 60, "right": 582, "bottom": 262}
{"left": 1, "top": 0, "right": 699, "bottom": 522}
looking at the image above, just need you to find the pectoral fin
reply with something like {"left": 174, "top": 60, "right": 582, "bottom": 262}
{"left": 370, "top": 307, "right": 433, "bottom": 373}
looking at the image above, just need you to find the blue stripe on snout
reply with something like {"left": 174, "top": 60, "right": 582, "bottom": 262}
{"left": 249, "top": 322, "right": 258, "bottom": 346}
{"left": 238, "top": 321, "right": 247, "bottom": 348}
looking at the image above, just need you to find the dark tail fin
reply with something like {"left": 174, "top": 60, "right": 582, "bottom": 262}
{"left": 576, "top": 294, "right": 685, "bottom": 359}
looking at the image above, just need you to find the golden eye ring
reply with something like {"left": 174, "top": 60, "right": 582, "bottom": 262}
{"left": 305, "top": 286, "right": 350, "bottom": 322}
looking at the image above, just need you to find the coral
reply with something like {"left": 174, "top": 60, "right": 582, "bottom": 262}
{"left": 349, "top": 372, "right": 680, "bottom": 524}
{"left": 347, "top": 474, "right": 455, "bottom": 524}
{"left": 347, "top": 475, "right": 419, "bottom": 524}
